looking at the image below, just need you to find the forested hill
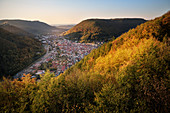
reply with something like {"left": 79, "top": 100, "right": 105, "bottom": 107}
{"left": 60, "top": 11, "right": 170, "bottom": 112}
{"left": 0, "top": 19, "right": 57, "bottom": 35}
{"left": 64, "top": 18, "right": 146, "bottom": 43}
{"left": 0, "top": 28, "right": 45, "bottom": 78}
{"left": 0, "top": 12, "right": 169, "bottom": 113}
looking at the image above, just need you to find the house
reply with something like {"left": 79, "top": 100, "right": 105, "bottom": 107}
{"left": 35, "top": 70, "right": 45, "bottom": 75}
{"left": 62, "top": 66, "right": 66, "bottom": 72}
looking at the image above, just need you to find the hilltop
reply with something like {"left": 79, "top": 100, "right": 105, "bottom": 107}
{"left": 0, "top": 19, "right": 57, "bottom": 35}
{"left": 64, "top": 18, "right": 146, "bottom": 43}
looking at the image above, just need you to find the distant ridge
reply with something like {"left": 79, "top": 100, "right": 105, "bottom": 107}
{"left": 0, "top": 19, "right": 57, "bottom": 35}
{"left": 0, "top": 24, "right": 33, "bottom": 36}
{"left": 64, "top": 18, "right": 146, "bottom": 43}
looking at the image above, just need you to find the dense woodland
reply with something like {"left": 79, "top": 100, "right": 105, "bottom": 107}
{"left": 0, "top": 28, "right": 45, "bottom": 78}
{"left": 0, "top": 12, "right": 169, "bottom": 112}
{"left": 64, "top": 18, "right": 146, "bottom": 43}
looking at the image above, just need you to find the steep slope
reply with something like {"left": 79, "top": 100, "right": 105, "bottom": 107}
{"left": 0, "top": 28, "right": 45, "bottom": 78}
{"left": 0, "top": 24, "right": 33, "bottom": 36}
{"left": 0, "top": 19, "right": 57, "bottom": 35}
{"left": 64, "top": 18, "right": 146, "bottom": 42}
{"left": 60, "top": 11, "right": 170, "bottom": 112}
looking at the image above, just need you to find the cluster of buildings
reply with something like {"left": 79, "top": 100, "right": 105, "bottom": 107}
{"left": 57, "top": 38, "right": 97, "bottom": 61}
{"left": 14, "top": 35, "right": 97, "bottom": 79}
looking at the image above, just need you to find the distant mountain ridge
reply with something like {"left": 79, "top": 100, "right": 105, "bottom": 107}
{"left": 0, "top": 24, "right": 33, "bottom": 36}
{"left": 0, "top": 19, "right": 57, "bottom": 35}
{"left": 64, "top": 18, "right": 146, "bottom": 43}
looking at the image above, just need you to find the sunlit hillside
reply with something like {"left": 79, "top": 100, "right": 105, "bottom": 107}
{"left": 64, "top": 18, "right": 146, "bottom": 43}
{"left": 0, "top": 11, "right": 169, "bottom": 112}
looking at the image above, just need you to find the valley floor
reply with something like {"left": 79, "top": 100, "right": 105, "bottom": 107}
{"left": 14, "top": 35, "right": 98, "bottom": 78}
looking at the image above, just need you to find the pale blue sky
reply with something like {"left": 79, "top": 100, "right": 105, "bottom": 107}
{"left": 0, "top": 0, "right": 169, "bottom": 24}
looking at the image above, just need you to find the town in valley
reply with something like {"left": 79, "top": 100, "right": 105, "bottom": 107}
{"left": 14, "top": 35, "right": 98, "bottom": 79}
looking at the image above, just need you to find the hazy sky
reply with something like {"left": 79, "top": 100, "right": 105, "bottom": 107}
{"left": 0, "top": 0, "right": 169, "bottom": 24}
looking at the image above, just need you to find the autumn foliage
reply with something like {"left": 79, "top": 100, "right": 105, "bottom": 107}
{"left": 0, "top": 12, "right": 170, "bottom": 112}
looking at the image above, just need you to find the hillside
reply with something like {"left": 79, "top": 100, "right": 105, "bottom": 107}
{"left": 64, "top": 18, "right": 146, "bottom": 43}
{"left": 0, "top": 28, "right": 45, "bottom": 78}
{"left": 0, "top": 12, "right": 169, "bottom": 113}
{"left": 0, "top": 24, "right": 33, "bottom": 36}
{"left": 0, "top": 19, "right": 57, "bottom": 35}
{"left": 60, "top": 11, "right": 170, "bottom": 112}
